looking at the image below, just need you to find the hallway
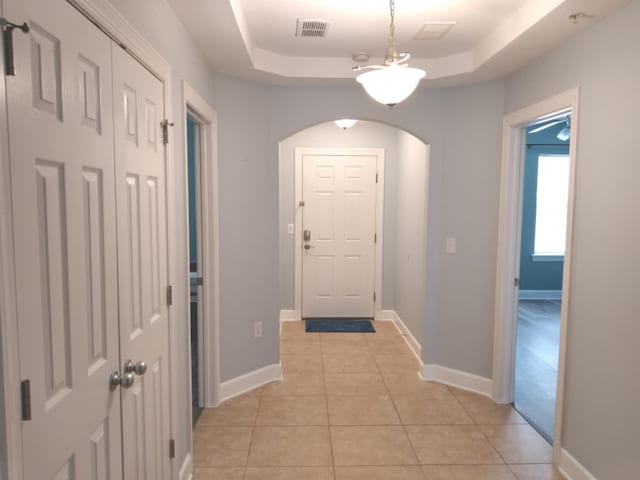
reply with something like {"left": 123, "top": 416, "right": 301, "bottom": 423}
{"left": 193, "top": 321, "right": 564, "bottom": 479}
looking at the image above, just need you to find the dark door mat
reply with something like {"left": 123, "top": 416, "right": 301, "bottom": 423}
{"left": 304, "top": 318, "right": 375, "bottom": 333}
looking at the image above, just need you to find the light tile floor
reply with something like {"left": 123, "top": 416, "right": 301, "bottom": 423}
{"left": 193, "top": 321, "right": 566, "bottom": 480}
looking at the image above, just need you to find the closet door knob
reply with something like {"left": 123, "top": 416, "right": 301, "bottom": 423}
{"left": 124, "top": 359, "right": 148, "bottom": 376}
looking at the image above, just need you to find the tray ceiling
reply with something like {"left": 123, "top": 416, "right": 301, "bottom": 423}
{"left": 166, "top": 0, "right": 633, "bottom": 86}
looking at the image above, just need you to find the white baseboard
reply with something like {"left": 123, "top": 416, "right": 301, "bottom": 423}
{"left": 279, "top": 309, "right": 300, "bottom": 322}
{"left": 419, "top": 364, "right": 493, "bottom": 398}
{"left": 389, "top": 311, "right": 422, "bottom": 360}
{"left": 178, "top": 453, "right": 192, "bottom": 480}
{"left": 279, "top": 310, "right": 300, "bottom": 334}
{"left": 374, "top": 310, "right": 395, "bottom": 321}
{"left": 377, "top": 310, "right": 492, "bottom": 398}
{"left": 558, "top": 449, "right": 598, "bottom": 480}
{"left": 519, "top": 289, "right": 562, "bottom": 300}
{"left": 219, "top": 363, "right": 283, "bottom": 404}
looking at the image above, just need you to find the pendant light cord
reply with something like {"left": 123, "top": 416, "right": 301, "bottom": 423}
{"left": 389, "top": 0, "right": 395, "bottom": 39}
{"left": 385, "top": 0, "right": 399, "bottom": 64}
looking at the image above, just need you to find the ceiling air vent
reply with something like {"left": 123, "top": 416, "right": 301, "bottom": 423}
{"left": 414, "top": 22, "right": 456, "bottom": 41}
{"left": 296, "top": 19, "right": 330, "bottom": 38}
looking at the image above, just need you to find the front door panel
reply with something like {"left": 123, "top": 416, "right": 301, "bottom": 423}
{"left": 302, "top": 152, "right": 377, "bottom": 317}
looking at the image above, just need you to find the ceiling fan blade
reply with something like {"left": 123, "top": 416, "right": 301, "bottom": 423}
{"left": 529, "top": 119, "right": 565, "bottom": 133}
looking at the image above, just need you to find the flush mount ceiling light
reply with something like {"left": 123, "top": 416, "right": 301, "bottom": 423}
{"left": 334, "top": 119, "right": 358, "bottom": 130}
{"left": 353, "top": 0, "right": 426, "bottom": 107}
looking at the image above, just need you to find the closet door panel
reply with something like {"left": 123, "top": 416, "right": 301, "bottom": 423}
{"left": 5, "top": 0, "right": 122, "bottom": 478}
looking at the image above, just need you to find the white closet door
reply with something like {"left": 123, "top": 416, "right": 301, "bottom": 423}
{"left": 112, "top": 44, "right": 172, "bottom": 480}
{"left": 302, "top": 152, "right": 377, "bottom": 318}
{"left": 6, "top": 0, "right": 122, "bottom": 478}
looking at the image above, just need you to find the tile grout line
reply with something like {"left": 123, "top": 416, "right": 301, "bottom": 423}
{"left": 319, "top": 326, "right": 339, "bottom": 480}
{"left": 240, "top": 381, "right": 263, "bottom": 480}
{"left": 454, "top": 389, "right": 514, "bottom": 471}
{"left": 373, "top": 329, "right": 428, "bottom": 477}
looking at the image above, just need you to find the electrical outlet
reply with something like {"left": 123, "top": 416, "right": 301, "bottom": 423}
{"left": 254, "top": 321, "right": 262, "bottom": 338}
{"left": 446, "top": 237, "right": 457, "bottom": 254}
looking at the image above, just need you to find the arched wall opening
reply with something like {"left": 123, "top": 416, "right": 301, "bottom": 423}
{"left": 277, "top": 119, "right": 430, "bottom": 355}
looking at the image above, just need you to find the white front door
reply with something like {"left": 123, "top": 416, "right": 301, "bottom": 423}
{"left": 6, "top": 0, "right": 122, "bottom": 478}
{"left": 112, "top": 45, "right": 172, "bottom": 480}
{"left": 6, "top": 1, "right": 172, "bottom": 478}
{"left": 301, "top": 151, "right": 377, "bottom": 318}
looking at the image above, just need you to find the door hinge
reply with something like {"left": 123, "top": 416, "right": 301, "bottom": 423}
{"left": 161, "top": 119, "right": 174, "bottom": 145}
{"left": 169, "top": 438, "right": 175, "bottom": 459}
{"left": 1, "top": 18, "right": 29, "bottom": 76}
{"left": 21, "top": 379, "right": 31, "bottom": 421}
{"left": 166, "top": 285, "right": 173, "bottom": 306}
{"left": 514, "top": 278, "right": 519, "bottom": 287}
{"left": 375, "top": 173, "right": 378, "bottom": 183}
{"left": 373, "top": 292, "right": 376, "bottom": 302}
{"left": 374, "top": 233, "right": 377, "bottom": 244}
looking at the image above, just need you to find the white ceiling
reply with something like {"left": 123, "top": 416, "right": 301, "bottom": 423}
{"left": 166, "top": 0, "right": 633, "bottom": 87}
{"left": 241, "top": 0, "right": 528, "bottom": 58}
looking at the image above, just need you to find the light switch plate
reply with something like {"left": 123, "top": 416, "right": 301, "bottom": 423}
{"left": 446, "top": 237, "right": 457, "bottom": 254}
{"left": 287, "top": 223, "right": 294, "bottom": 235}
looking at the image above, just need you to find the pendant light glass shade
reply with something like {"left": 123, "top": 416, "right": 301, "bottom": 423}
{"left": 356, "top": 65, "right": 426, "bottom": 107}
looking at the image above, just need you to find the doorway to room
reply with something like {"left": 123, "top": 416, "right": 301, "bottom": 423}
{"left": 493, "top": 89, "right": 579, "bottom": 462}
{"left": 514, "top": 116, "right": 571, "bottom": 442}
{"left": 278, "top": 120, "right": 430, "bottom": 330}
{"left": 183, "top": 82, "right": 221, "bottom": 425}
{"left": 187, "top": 114, "right": 204, "bottom": 425}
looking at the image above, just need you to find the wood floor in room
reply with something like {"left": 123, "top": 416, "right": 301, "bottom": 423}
{"left": 515, "top": 300, "right": 561, "bottom": 442}
{"left": 193, "top": 320, "right": 565, "bottom": 480}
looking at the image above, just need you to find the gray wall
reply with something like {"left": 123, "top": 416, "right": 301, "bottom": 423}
{"left": 433, "top": 82, "right": 505, "bottom": 373}
{"left": 278, "top": 121, "right": 401, "bottom": 311}
{"left": 505, "top": 2, "right": 640, "bottom": 478}
{"left": 394, "top": 132, "right": 429, "bottom": 346}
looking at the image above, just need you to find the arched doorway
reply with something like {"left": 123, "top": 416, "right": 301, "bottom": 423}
{"left": 278, "top": 120, "right": 430, "bottom": 353}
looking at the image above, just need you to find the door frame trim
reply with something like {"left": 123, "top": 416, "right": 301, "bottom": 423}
{"left": 0, "top": 0, "right": 23, "bottom": 474}
{"left": 492, "top": 87, "right": 580, "bottom": 465}
{"left": 293, "top": 147, "right": 385, "bottom": 319}
{"left": 182, "top": 81, "right": 221, "bottom": 412}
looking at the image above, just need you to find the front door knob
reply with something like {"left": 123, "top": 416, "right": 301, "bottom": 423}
{"left": 124, "top": 359, "right": 148, "bottom": 376}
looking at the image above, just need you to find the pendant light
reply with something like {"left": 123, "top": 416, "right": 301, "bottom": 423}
{"left": 353, "top": 0, "right": 426, "bottom": 107}
{"left": 334, "top": 119, "right": 358, "bottom": 130}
